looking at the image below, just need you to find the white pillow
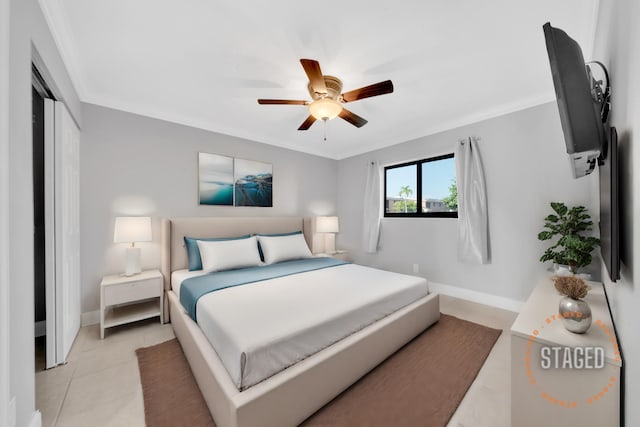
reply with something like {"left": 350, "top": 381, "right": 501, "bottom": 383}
{"left": 197, "top": 236, "right": 262, "bottom": 272}
{"left": 257, "top": 234, "right": 312, "bottom": 265}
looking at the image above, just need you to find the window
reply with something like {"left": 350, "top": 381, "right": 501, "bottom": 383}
{"left": 384, "top": 153, "right": 458, "bottom": 218}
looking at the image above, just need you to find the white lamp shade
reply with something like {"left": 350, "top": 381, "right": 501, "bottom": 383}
{"left": 315, "top": 216, "right": 339, "bottom": 233}
{"left": 114, "top": 217, "right": 152, "bottom": 244}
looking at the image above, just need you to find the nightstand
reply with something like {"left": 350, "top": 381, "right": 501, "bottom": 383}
{"left": 100, "top": 269, "right": 163, "bottom": 339}
{"left": 316, "top": 251, "right": 351, "bottom": 262}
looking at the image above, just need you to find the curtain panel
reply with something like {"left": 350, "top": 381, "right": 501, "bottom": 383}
{"left": 455, "top": 137, "right": 490, "bottom": 264}
{"left": 362, "top": 161, "right": 382, "bottom": 253}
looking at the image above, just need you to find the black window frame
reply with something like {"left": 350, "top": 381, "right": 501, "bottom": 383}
{"left": 383, "top": 153, "right": 458, "bottom": 218}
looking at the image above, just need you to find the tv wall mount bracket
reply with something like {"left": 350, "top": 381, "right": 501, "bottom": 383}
{"left": 586, "top": 61, "right": 611, "bottom": 124}
{"left": 586, "top": 61, "right": 614, "bottom": 165}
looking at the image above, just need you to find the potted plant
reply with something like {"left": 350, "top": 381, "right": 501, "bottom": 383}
{"left": 553, "top": 275, "right": 592, "bottom": 333}
{"left": 537, "top": 202, "right": 600, "bottom": 274}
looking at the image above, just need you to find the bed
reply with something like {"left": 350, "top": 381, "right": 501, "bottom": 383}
{"left": 161, "top": 217, "right": 440, "bottom": 427}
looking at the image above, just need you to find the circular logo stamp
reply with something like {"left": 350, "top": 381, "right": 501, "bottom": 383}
{"left": 524, "top": 312, "right": 621, "bottom": 408}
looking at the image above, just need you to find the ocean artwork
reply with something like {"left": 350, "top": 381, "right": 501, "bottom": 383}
{"left": 234, "top": 159, "right": 273, "bottom": 207}
{"left": 198, "top": 153, "right": 234, "bottom": 205}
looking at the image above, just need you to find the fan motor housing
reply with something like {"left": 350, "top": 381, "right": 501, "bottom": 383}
{"left": 308, "top": 75, "right": 343, "bottom": 101}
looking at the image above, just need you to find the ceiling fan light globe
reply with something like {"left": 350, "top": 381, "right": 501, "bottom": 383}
{"left": 308, "top": 98, "right": 342, "bottom": 121}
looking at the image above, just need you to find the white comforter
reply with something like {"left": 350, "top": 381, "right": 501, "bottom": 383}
{"left": 173, "top": 263, "right": 429, "bottom": 390}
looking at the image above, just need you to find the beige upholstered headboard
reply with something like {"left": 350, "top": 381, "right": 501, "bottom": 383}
{"left": 160, "top": 217, "right": 309, "bottom": 321}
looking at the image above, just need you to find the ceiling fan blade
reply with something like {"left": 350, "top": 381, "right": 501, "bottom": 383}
{"left": 300, "top": 59, "right": 327, "bottom": 94}
{"left": 257, "top": 99, "right": 307, "bottom": 105}
{"left": 341, "top": 80, "right": 394, "bottom": 103}
{"left": 298, "top": 115, "right": 317, "bottom": 130}
{"left": 339, "top": 108, "right": 368, "bottom": 128}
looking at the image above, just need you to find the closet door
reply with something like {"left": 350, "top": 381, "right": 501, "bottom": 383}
{"left": 44, "top": 99, "right": 56, "bottom": 368}
{"left": 54, "top": 101, "right": 81, "bottom": 363}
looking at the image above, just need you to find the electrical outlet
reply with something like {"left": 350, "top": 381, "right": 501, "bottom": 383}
{"left": 9, "top": 396, "right": 16, "bottom": 427}
{"left": 412, "top": 264, "right": 419, "bottom": 273}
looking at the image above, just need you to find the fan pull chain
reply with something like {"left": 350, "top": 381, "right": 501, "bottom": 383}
{"left": 323, "top": 118, "right": 327, "bottom": 142}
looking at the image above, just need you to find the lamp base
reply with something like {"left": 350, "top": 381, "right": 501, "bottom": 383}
{"left": 324, "top": 233, "right": 336, "bottom": 254}
{"left": 124, "top": 247, "right": 142, "bottom": 276}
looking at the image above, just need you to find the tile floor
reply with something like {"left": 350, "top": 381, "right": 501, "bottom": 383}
{"left": 36, "top": 295, "right": 517, "bottom": 427}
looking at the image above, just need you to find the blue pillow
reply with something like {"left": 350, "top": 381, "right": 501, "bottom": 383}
{"left": 255, "top": 231, "right": 303, "bottom": 261}
{"left": 184, "top": 235, "right": 251, "bottom": 271}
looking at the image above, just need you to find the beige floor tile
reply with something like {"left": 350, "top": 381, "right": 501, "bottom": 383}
{"left": 447, "top": 384, "right": 510, "bottom": 427}
{"left": 143, "top": 322, "right": 175, "bottom": 347}
{"left": 66, "top": 324, "right": 102, "bottom": 358}
{"left": 68, "top": 317, "right": 160, "bottom": 361}
{"left": 58, "top": 358, "right": 141, "bottom": 419}
{"left": 56, "top": 388, "right": 145, "bottom": 427}
{"left": 37, "top": 394, "right": 66, "bottom": 427}
{"left": 36, "top": 362, "right": 77, "bottom": 427}
{"left": 72, "top": 336, "right": 141, "bottom": 378}
{"left": 36, "top": 360, "right": 77, "bottom": 389}
{"left": 474, "top": 334, "right": 510, "bottom": 382}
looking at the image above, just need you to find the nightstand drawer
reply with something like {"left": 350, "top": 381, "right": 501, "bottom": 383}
{"left": 104, "top": 278, "right": 161, "bottom": 306}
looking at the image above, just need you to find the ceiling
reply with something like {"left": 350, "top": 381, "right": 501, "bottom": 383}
{"left": 39, "top": 0, "right": 599, "bottom": 159}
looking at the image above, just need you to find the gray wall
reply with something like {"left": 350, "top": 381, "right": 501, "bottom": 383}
{"left": 80, "top": 103, "right": 338, "bottom": 313}
{"left": 8, "top": 0, "right": 83, "bottom": 425}
{"left": 594, "top": 0, "right": 640, "bottom": 425}
{"left": 337, "top": 102, "right": 597, "bottom": 303}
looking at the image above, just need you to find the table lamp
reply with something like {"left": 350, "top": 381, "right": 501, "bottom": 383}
{"left": 114, "top": 216, "right": 152, "bottom": 276}
{"left": 315, "top": 216, "right": 339, "bottom": 254}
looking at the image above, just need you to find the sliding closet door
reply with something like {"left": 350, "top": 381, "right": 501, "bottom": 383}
{"left": 54, "top": 101, "right": 81, "bottom": 363}
{"left": 44, "top": 99, "right": 57, "bottom": 368}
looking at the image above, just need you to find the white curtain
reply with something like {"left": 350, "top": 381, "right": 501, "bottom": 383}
{"left": 362, "top": 160, "right": 381, "bottom": 253}
{"left": 455, "top": 137, "right": 489, "bottom": 264}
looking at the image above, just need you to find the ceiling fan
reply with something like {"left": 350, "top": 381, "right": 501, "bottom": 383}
{"left": 257, "top": 59, "right": 394, "bottom": 130}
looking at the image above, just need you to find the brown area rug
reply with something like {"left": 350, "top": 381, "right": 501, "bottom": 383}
{"left": 136, "top": 314, "right": 501, "bottom": 427}
{"left": 136, "top": 339, "right": 215, "bottom": 427}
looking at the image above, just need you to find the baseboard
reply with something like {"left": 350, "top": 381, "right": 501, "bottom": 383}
{"left": 28, "top": 410, "right": 41, "bottom": 427}
{"left": 34, "top": 321, "right": 46, "bottom": 338}
{"left": 428, "top": 281, "right": 524, "bottom": 313}
{"left": 81, "top": 310, "right": 99, "bottom": 326}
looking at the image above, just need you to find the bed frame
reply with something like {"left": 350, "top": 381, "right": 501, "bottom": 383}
{"left": 161, "top": 217, "right": 440, "bottom": 427}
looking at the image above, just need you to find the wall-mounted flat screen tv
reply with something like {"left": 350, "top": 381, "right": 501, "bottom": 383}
{"left": 543, "top": 22, "right": 620, "bottom": 282}
{"left": 543, "top": 22, "right": 605, "bottom": 178}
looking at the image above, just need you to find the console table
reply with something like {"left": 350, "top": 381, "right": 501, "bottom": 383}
{"left": 510, "top": 277, "right": 622, "bottom": 426}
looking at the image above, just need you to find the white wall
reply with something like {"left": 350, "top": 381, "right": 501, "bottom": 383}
{"left": 593, "top": 1, "right": 640, "bottom": 425}
{"left": 80, "top": 103, "right": 338, "bottom": 313}
{"left": 8, "top": 0, "right": 83, "bottom": 426}
{"left": 337, "top": 102, "right": 597, "bottom": 305}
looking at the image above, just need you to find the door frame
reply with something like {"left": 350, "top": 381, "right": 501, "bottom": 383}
{"left": 1, "top": 0, "right": 11, "bottom": 424}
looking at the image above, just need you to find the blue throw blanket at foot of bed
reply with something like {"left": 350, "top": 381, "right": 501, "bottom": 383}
{"left": 180, "top": 257, "right": 349, "bottom": 321}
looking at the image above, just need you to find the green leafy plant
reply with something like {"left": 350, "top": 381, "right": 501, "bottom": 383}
{"left": 538, "top": 202, "right": 600, "bottom": 274}
{"left": 442, "top": 179, "right": 458, "bottom": 210}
